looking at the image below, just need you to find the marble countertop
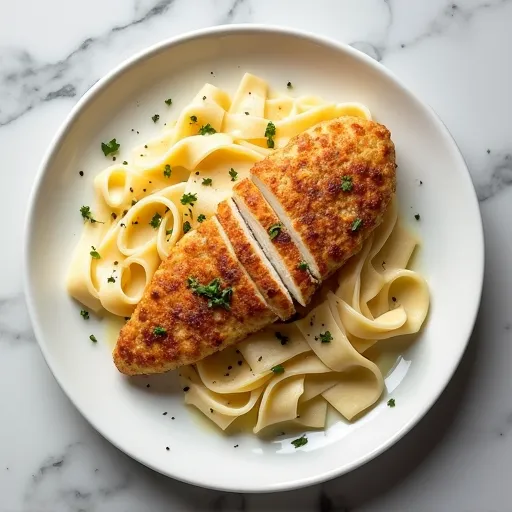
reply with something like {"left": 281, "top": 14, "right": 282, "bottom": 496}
{"left": 1, "top": 0, "right": 511, "bottom": 510}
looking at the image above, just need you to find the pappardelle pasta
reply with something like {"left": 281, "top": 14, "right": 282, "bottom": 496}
{"left": 68, "top": 73, "right": 429, "bottom": 434}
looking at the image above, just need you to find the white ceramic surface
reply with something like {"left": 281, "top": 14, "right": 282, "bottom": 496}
{"left": 23, "top": 26, "right": 483, "bottom": 493}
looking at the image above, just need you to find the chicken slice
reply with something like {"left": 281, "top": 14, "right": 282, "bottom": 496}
{"left": 217, "top": 198, "right": 295, "bottom": 320}
{"left": 251, "top": 116, "right": 396, "bottom": 280}
{"left": 233, "top": 178, "right": 318, "bottom": 307}
{"left": 113, "top": 217, "right": 277, "bottom": 375}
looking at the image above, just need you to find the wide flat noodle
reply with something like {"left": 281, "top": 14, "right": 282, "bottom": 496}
{"left": 68, "top": 72, "right": 430, "bottom": 435}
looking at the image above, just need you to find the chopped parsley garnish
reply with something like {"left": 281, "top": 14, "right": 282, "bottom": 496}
{"left": 197, "top": 214, "right": 206, "bottom": 223}
{"left": 245, "top": 111, "right": 249, "bottom": 115}
{"left": 89, "top": 334, "right": 98, "bottom": 343}
{"left": 101, "top": 138, "right": 120, "bottom": 156}
{"left": 187, "top": 277, "right": 233, "bottom": 310}
{"left": 153, "top": 326, "right": 167, "bottom": 336}
{"left": 265, "top": 121, "right": 276, "bottom": 149}
{"left": 275, "top": 332, "right": 289, "bottom": 345}
{"left": 166, "top": 229, "right": 173, "bottom": 236}
{"left": 203, "top": 96, "right": 206, "bottom": 100}
{"left": 229, "top": 168, "right": 238, "bottom": 182}
{"left": 152, "top": 114, "right": 160, "bottom": 123}
{"left": 287, "top": 81, "right": 293, "bottom": 89}
{"left": 150, "top": 212, "right": 162, "bottom": 229}
{"left": 291, "top": 434, "right": 308, "bottom": 448}
{"left": 387, "top": 398, "right": 396, "bottom": 408}
{"left": 315, "top": 331, "right": 333, "bottom": 343}
{"left": 351, "top": 218, "right": 362, "bottom": 232}
{"left": 180, "top": 193, "right": 197, "bottom": 206}
{"left": 80, "top": 206, "right": 103, "bottom": 224}
{"left": 268, "top": 222, "right": 282, "bottom": 240}
{"left": 183, "top": 221, "right": 192, "bottom": 233}
{"left": 414, "top": 213, "right": 421, "bottom": 221}
{"left": 107, "top": 275, "right": 115, "bottom": 283}
{"left": 131, "top": 199, "right": 137, "bottom": 206}
{"left": 163, "top": 164, "right": 172, "bottom": 178}
{"left": 202, "top": 178, "right": 212, "bottom": 186}
{"left": 80, "top": 310, "right": 89, "bottom": 320}
{"left": 190, "top": 115, "right": 197, "bottom": 123}
{"left": 341, "top": 175, "right": 353, "bottom": 192}
{"left": 271, "top": 364, "right": 284, "bottom": 374}
{"left": 297, "top": 261, "right": 309, "bottom": 271}
{"left": 198, "top": 123, "right": 216, "bottom": 135}
{"left": 90, "top": 246, "right": 101, "bottom": 259}
{"left": 123, "top": 160, "right": 128, "bottom": 165}
{"left": 164, "top": 98, "right": 172, "bottom": 106}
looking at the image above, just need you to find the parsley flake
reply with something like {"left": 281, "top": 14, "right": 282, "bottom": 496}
{"left": 90, "top": 246, "right": 101, "bottom": 259}
{"left": 101, "top": 138, "right": 120, "bottom": 156}
{"left": 164, "top": 164, "right": 172, "bottom": 178}
{"left": 197, "top": 214, "right": 206, "bottom": 223}
{"left": 180, "top": 193, "right": 197, "bottom": 206}
{"left": 387, "top": 398, "right": 396, "bottom": 408}
{"left": 271, "top": 364, "right": 284, "bottom": 374}
{"left": 229, "top": 168, "right": 238, "bottom": 182}
{"left": 287, "top": 81, "right": 293, "bottom": 89}
{"left": 291, "top": 434, "right": 308, "bottom": 449}
{"left": 268, "top": 222, "right": 282, "bottom": 240}
{"left": 166, "top": 229, "right": 173, "bottom": 236}
{"left": 150, "top": 212, "right": 162, "bottom": 229}
{"left": 315, "top": 331, "right": 332, "bottom": 343}
{"left": 183, "top": 221, "right": 192, "bottom": 233}
{"left": 80, "top": 206, "right": 103, "bottom": 224}
{"left": 152, "top": 114, "right": 160, "bottom": 123}
{"left": 351, "top": 218, "right": 362, "bottom": 232}
{"left": 187, "top": 277, "right": 233, "bottom": 310}
{"left": 275, "top": 332, "right": 289, "bottom": 345}
{"left": 153, "top": 326, "right": 167, "bottom": 336}
{"left": 414, "top": 213, "right": 421, "bottom": 221}
{"left": 341, "top": 175, "right": 353, "bottom": 192}
{"left": 190, "top": 115, "right": 197, "bottom": 123}
{"left": 198, "top": 124, "right": 216, "bottom": 135}
{"left": 297, "top": 261, "right": 309, "bottom": 271}
{"left": 89, "top": 334, "right": 98, "bottom": 343}
{"left": 202, "top": 178, "right": 212, "bottom": 186}
{"left": 265, "top": 121, "right": 276, "bottom": 148}
{"left": 80, "top": 310, "right": 89, "bottom": 320}
{"left": 107, "top": 275, "right": 115, "bottom": 283}
{"left": 164, "top": 98, "right": 173, "bottom": 106}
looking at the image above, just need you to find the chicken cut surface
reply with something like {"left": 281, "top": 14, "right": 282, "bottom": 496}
{"left": 217, "top": 198, "right": 295, "bottom": 320}
{"left": 113, "top": 217, "right": 277, "bottom": 375}
{"left": 251, "top": 116, "right": 396, "bottom": 280}
{"left": 233, "top": 178, "right": 318, "bottom": 307}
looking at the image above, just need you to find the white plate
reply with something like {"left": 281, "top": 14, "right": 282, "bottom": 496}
{"left": 23, "top": 25, "right": 484, "bottom": 492}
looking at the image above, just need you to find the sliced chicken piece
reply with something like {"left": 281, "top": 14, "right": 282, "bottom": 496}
{"left": 217, "top": 198, "right": 295, "bottom": 320}
{"left": 113, "top": 217, "right": 277, "bottom": 375}
{"left": 233, "top": 178, "right": 318, "bottom": 307}
{"left": 251, "top": 116, "right": 396, "bottom": 280}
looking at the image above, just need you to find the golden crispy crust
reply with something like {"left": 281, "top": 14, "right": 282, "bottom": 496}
{"left": 113, "top": 218, "right": 276, "bottom": 375}
{"left": 251, "top": 116, "right": 396, "bottom": 279}
{"left": 233, "top": 179, "right": 318, "bottom": 304}
{"left": 217, "top": 199, "right": 295, "bottom": 320}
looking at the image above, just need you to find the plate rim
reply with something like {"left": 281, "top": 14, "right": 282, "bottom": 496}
{"left": 22, "top": 23, "right": 485, "bottom": 493}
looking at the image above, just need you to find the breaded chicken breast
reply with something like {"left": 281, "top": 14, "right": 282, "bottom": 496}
{"left": 113, "top": 217, "right": 277, "bottom": 375}
{"left": 251, "top": 116, "right": 396, "bottom": 280}
{"left": 113, "top": 116, "right": 396, "bottom": 375}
